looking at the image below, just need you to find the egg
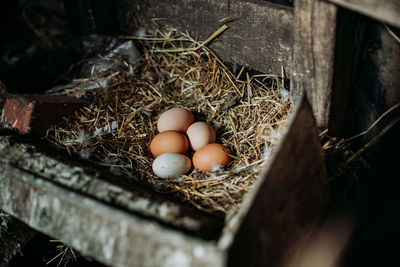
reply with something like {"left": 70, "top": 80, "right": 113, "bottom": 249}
{"left": 157, "top": 107, "right": 194, "bottom": 132}
{"left": 192, "top": 143, "right": 231, "bottom": 171}
{"left": 150, "top": 130, "right": 189, "bottom": 157}
{"left": 186, "top": 122, "right": 216, "bottom": 151}
{"left": 152, "top": 153, "right": 191, "bottom": 178}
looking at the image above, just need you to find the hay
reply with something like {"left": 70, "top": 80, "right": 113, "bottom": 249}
{"left": 46, "top": 28, "right": 291, "bottom": 215}
{"left": 320, "top": 101, "right": 400, "bottom": 203}
{"left": 47, "top": 240, "right": 77, "bottom": 267}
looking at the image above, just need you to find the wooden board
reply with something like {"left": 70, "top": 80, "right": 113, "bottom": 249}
{"left": 219, "top": 97, "right": 329, "bottom": 267}
{"left": 291, "top": 0, "right": 338, "bottom": 130}
{"left": 115, "top": 0, "right": 293, "bottom": 75}
{"left": 0, "top": 135, "right": 223, "bottom": 239}
{"left": 0, "top": 165, "right": 223, "bottom": 267}
{"left": 326, "top": 0, "right": 400, "bottom": 28}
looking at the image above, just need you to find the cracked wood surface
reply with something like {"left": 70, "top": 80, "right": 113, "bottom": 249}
{"left": 291, "top": 0, "right": 338, "bottom": 130}
{"left": 0, "top": 165, "right": 223, "bottom": 267}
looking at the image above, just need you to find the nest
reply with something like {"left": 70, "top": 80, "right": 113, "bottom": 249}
{"left": 47, "top": 28, "right": 292, "bottom": 215}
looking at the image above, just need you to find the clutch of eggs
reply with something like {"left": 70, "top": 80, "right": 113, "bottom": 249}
{"left": 151, "top": 107, "right": 231, "bottom": 178}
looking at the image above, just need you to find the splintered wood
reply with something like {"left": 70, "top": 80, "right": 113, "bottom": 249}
{"left": 47, "top": 29, "right": 291, "bottom": 215}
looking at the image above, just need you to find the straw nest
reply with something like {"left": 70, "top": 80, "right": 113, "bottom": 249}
{"left": 47, "top": 28, "right": 292, "bottom": 215}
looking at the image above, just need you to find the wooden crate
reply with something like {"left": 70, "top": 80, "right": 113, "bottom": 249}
{"left": 0, "top": 96, "right": 328, "bottom": 267}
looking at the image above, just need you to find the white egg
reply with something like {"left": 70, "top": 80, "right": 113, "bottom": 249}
{"left": 152, "top": 153, "right": 191, "bottom": 178}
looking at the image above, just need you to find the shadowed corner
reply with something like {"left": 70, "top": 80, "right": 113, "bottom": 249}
{"left": 282, "top": 207, "right": 355, "bottom": 267}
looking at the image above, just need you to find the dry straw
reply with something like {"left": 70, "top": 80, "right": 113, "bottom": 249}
{"left": 47, "top": 240, "right": 77, "bottom": 267}
{"left": 47, "top": 26, "right": 291, "bottom": 215}
{"left": 320, "top": 101, "right": 400, "bottom": 203}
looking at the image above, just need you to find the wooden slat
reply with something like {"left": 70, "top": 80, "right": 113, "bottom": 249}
{"left": 0, "top": 135, "right": 223, "bottom": 239}
{"left": 291, "top": 0, "right": 338, "bottom": 129}
{"left": 222, "top": 97, "right": 330, "bottom": 267}
{"left": 325, "top": 0, "right": 400, "bottom": 28}
{"left": 0, "top": 165, "right": 223, "bottom": 267}
{"left": 115, "top": 0, "right": 293, "bottom": 74}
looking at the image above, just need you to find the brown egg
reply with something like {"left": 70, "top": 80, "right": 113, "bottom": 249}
{"left": 186, "top": 122, "right": 216, "bottom": 151}
{"left": 192, "top": 143, "right": 231, "bottom": 171}
{"left": 150, "top": 131, "right": 189, "bottom": 157}
{"left": 157, "top": 107, "right": 194, "bottom": 132}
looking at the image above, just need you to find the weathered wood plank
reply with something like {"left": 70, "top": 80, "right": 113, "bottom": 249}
{"left": 0, "top": 135, "right": 223, "bottom": 239}
{"left": 0, "top": 165, "right": 224, "bottom": 267}
{"left": 291, "top": 0, "right": 338, "bottom": 130}
{"left": 116, "top": 0, "right": 293, "bottom": 74}
{"left": 325, "top": 0, "right": 400, "bottom": 28}
{"left": 220, "top": 97, "right": 329, "bottom": 267}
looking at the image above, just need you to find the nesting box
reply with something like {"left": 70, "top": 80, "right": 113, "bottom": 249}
{"left": 0, "top": 1, "right": 331, "bottom": 266}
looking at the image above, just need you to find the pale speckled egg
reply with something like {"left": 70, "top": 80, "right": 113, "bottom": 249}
{"left": 186, "top": 122, "right": 216, "bottom": 151}
{"left": 152, "top": 153, "right": 191, "bottom": 178}
{"left": 157, "top": 107, "right": 194, "bottom": 132}
{"left": 150, "top": 130, "right": 188, "bottom": 157}
{"left": 192, "top": 143, "right": 231, "bottom": 171}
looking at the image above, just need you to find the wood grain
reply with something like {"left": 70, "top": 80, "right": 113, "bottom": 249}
{"left": 291, "top": 0, "right": 338, "bottom": 129}
{"left": 116, "top": 0, "right": 293, "bottom": 74}
{"left": 0, "top": 165, "right": 223, "bottom": 267}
